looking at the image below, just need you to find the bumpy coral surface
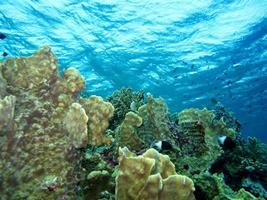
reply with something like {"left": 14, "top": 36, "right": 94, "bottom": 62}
{"left": 65, "top": 102, "right": 89, "bottom": 148}
{"left": 193, "top": 172, "right": 261, "bottom": 200}
{"left": 80, "top": 95, "right": 114, "bottom": 147}
{"left": 0, "top": 46, "right": 89, "bottom": 199}
{"left": 116, "top": 147, "right": 195, "bottom": 200}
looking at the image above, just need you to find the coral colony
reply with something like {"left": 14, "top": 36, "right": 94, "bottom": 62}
{"left": 0, "top": 47, "right": 266, "bottom": 199}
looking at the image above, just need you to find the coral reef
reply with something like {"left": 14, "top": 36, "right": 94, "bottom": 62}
{"left": 0, "top": 46, "right": 266, "bottom": 200}
{"left": 80, "top": 95, "right": 114, "bottom": 147}
{"left": 115, "top": 147, "right": 195, "bottom": 200}
{"left": 0, "top": 95, "right": 16, "bottom": 131}
{"left": 213, "top": 102, "right": 241, "bottom": 133}
{"left": 107, "top": 88, "right": 144, "bottom": 130}
{"left": 169, "top": 108, "right": 236, "bottom": 177}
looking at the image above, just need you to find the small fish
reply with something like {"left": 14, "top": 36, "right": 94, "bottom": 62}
{"left": 218, "top": 136, "right": 235, "bottom": 149}
{"left": 210, "top": 98, "right": 218, "bottom": 104}
{"left": 0, "top": 33, "right": 6, "bottom": 39}
{"left": 2, "top": 52, "right": 8, "bottom": 57}
{"left": 130, "top": 101, "right": 137, "bottom": 111}
{"left": 151, "top": 141, "right": 173, "bottom": 151}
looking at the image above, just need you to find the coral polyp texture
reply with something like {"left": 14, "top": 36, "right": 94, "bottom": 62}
{"left": 115, "top": 147, "right": 195, "bottom": 200}
{"left": 80, "top": 95, "right": 114, "bottom": 146}
{"left": 0, "top": 46, "right": 89, "bottom": 199}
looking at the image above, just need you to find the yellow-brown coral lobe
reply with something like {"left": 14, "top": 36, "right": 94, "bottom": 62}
{"left": 116, "top": 147, "right": 195, "bottom": 200}
{"left": 1, "top": 46, "right": 59, "bottom": 94}
{"left": 0, "top": 46, "right": 88, "bottom": 199}
{"left": 80, "top": 95, "right": 114, "bottom": 146}
{"left": 116, "top": 111, "right": 143, "bottom": 150}
{"left": 65, "top": 102, "right": 89, "bottom": 148}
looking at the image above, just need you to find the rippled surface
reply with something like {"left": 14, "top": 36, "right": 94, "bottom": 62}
{"left": 0, "top": 0, "right": 267, "bottom": 141}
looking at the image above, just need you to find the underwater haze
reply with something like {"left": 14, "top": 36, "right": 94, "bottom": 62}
{"left": 0, "top": 0, "right": 267, "bottom": 142}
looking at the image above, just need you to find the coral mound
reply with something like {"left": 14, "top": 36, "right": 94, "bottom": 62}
{"left": 0, "top": 46, "right": 89, "bottom": 199}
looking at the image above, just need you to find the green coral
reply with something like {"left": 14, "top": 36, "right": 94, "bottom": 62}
{"left": 166, "top": 107, "right": 241, "bottom": 179}
{"left": 193, "top": 173, "right": 262, "bottom": 200}
{"left": 210, "top": 137, "right": 267, "bottom": 198}
{"left": 107, "top": 88, "right": 144, "bottom": 130}
{"left": 137, "top": 93, "right": 171, "bottom": 145}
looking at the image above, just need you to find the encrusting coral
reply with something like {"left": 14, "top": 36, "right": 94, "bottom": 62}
{"left": 80, "top": 95, "right": 114, "bottom": 147}
{"left": 193, "top": 172, "right": 261, "bottom": 200}
{"left": 0, "top": 46, "right": 97, "bottom": 199}
{"left": 115, "top": 147, "right": 195, "bottom": 200}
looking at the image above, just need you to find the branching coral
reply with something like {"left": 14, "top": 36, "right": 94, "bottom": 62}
{"left": 116, "top": 147, "right": 195, "bottom": 200}
{"left": 107, "top": 88, "right": 144, "bottom": 130}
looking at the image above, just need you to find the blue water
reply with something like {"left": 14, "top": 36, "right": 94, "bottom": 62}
{"left": 0, "top": 0, "right": 267, "bottom": 142}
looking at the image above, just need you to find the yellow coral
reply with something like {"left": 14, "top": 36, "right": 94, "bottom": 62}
{"left": 53, "top": 67, "right": 85, "bottom": 107}
{"left": 0, "top": 47, "right": 87, "bottom": 199}
{"left": 1, "top": 46, "right": 58, "bottom": 94}
{"left": 116, "top": 147, "right": 195, "bottom": 200}
{"left": 116, "top": 111, "right": 143, "bottom": 150}
{"left": 80, "top": 95, "right": 114, "bottom": 146}
{"left": 65, "top": 102, "right": 88, "bottom": 148}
